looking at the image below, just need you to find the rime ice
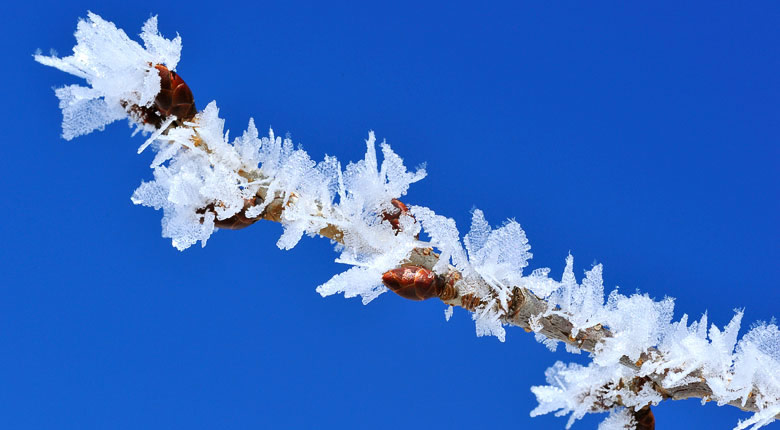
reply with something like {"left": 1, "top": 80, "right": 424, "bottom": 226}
{"left": 35, "top": 13, "right": 181, "bottom": 140}
{"left": 598, "top": 409, "right": 637, "bottom": 430}
{"left": 37, "top": 13, "right": 779, "bottom": 429}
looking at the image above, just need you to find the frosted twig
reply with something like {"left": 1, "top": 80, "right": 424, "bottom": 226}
{"left": 35, "top": 13, "right": 779, "bottom": 430}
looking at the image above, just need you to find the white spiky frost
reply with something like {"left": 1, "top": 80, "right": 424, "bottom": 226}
{"left": 530, "top": 361, "right": 662, "bottom": 429}
{"left": 639, "top": 315, "right": 780, "bottom": 429}
{"left": 411, "top": 207, "right": 536, "bottom": 342}
{"left": 597, "top": 409, "right": 636, "bottom": 430}
{"left": 130, "top": 102, "right": 261, "bottom": 250}
{"left": 133, "top": 100, "right": 427, "bottom": 299}
{"left": 34, "top": 13, "right": 181, "bottom": 140}
{"left": 545, "top": 255, "right": 606, "bottom": 337}
{"left": 464, "top": 209, "right": 532, "bottom": 308}
{"left": 528, "top": 252, "right": 779, "bottom": 428}
{"left": 531, "top": 304, "right": 780, "bottom": 429}
{"left": 594, "top": 291, "right": 676, "bottom": 367}
{"left": 312, "top": 133, "right": 426, "bottom": 303}
{"left": 37, "top": 13, "right": 779, "bottom": 430}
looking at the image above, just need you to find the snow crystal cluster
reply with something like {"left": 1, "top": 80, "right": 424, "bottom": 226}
{"left": 423, "top": 210, "right": 780, "bottom": 428}
{"left": 35, "top": 13, "right": 180, "bottom": 140}
{"left": 133, "top": 109, "right": 427, "bottom": 302}
{"left": 412, "top": 207, "right": 533, "bottom": 341}
{"left": 530, "top": 360, "right": 662, "bottom": 429}
{"left": 526, "top": 259, "right": 780, "bottom": 429}
{"left": 34, "top": 13, "right": 427, "bottom": 303}
{"left": 36, "top": 13, "right": 779, "bottom": 430}
{"left": 597, "top": 408, "right": 639, "bottom": 430}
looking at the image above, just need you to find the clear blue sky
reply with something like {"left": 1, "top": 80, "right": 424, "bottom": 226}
{"left": 3, "top": 1, "right": 778, "bottom": 428}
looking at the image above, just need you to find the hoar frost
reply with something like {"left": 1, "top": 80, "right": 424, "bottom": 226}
{"left": 36, "top": 13, "right": 779, "bottom": 430}
{"left": 34, "top": 13, "right": 180, "bottom": 140}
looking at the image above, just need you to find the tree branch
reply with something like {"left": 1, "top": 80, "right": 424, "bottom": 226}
{"left": 144, "top": 75, "right": 776, "bottom": 423}
{"left": 35, "top": 14, "right": 778, "bottom": 428}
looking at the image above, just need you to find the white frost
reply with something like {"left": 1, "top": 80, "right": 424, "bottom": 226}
{"left": 35, "top": 12, "right": 181, "bottom": 140}
{"left": 597, "top": 409, "right": 636, "bottom": 430}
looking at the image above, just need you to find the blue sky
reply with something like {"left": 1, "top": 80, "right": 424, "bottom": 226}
{"left": 3, "top": 1, "right": 778, "bottom": 428}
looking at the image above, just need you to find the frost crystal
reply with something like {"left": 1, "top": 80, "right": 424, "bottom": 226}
{"left": 444, "top": 305, "right": 454, "bottom": 321}
{"left": 532, "top": 312, "right": 780, "bottom": 429}
{"left": 597, "top": 409, "right": 636, "bottom": 430}
{"left": 464, "top": 209, "right": 532, "bottom": 309}
{"left": 35, "top": 12, "right": 181, "bottom": 140}
{"left": 531, "top": 361, "right": 661, "bottom": 429}
{"left": 410, "top": 206, "right": 469, "bottom": 273}
{"left": 594, "top": 291, "right": 675, "bottom": 366}
{"left": 546, "top": 256, "right": 605, "bottom": 336}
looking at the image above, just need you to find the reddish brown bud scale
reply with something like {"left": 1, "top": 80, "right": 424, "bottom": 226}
{"left": 391, "top": 198, "right": 409, "bottom": 212}
{"left": 125, "top": 64, "right": 197, "bottom": 128}
{"left": 153, "top": 64, "right": 196, "bottom": 122}
{"left": 382, "top": 266, "right": 442, "bottom": 301}
{"left": 381, "top": 198, "right": 413, "bottom": 234}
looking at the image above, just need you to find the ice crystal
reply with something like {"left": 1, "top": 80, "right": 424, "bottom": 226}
{"left": 594, "top": 291, "right": 675, "bottom": 366}
{"left": 464, "top": 209, "right": 532, "bottom": 309}
{"left": 444, "top": 305, "right": 454, "bottom": 321}
{"left": 530, "top": 361, "right": 661, "bottom": 429}
{"left": 410, "top": 206, "right": 469, "bottom": 273}
{"left": 34, "top": 12, "right": 180, "bottom": 140}
{"left": 597, "top": 408, "right": 636, "bottom": 430}
{"left": 546, "top": 256, "right": 605, "bottom": 336}
{"left": 532, "top": 312, "right": 780, "bottom": 429}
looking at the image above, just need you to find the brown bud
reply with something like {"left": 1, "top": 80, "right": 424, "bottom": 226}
{"left": 124, "top": 64, "right": 197, "bottom": 128}
{"left": 382, "top": 266, "right": 442, "bottom": 301}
